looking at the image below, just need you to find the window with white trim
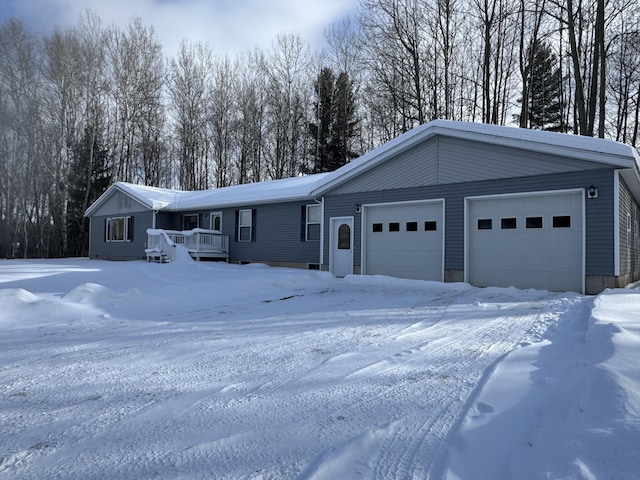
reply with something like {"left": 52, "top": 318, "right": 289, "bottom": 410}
{"left": 477, "top": 218, "right": 492, "bottom": 230}
{"left": 183, "top": 214, "right": 199, "bottom": 231}
{"left": 105, "top": 216, "right": 133, "bottom": 242}
{"left": 238, "top": 209, "right": 252, "bottom": 242}
{"left": 305, "top": 204, "right": 321, "bottom": 241}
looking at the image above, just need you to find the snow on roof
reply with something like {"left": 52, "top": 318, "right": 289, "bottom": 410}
{"left": 312, "top": 119, "right": 640, "bottom": 196}
{"left": 87, "top": 173, "right": 330, "bottom": 216}
{"left": 86, "top": 120, "right": 640, "bottom": 216}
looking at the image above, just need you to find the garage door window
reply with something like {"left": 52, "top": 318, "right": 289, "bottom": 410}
{"left": 425, "top": 221, "right": 437, "bottom": 231}
{"left": 389, "top": 222, "right": 400, "bottom": 232}
{"left": 526, "top": 216, "right": 543, "bottom": 229}
{"left": 478, "top": 219, "right": 492, "bottom": 230}
{"left": 553, "top": 215, "right": 571, "bottom": 228}
{"left": 406, "top": 221, "right": 418, "bottom": 232}
{"left": 372, "top": 223, "right": 383, "bottom": 233}
{"left": 501, "top": 217, "right": 517, "bottom": 229}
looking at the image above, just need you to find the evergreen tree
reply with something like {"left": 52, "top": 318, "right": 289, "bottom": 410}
{"left": 518, "top": 41, "right": 564, "bottom": 131}
{"left": 330, "top": 71, "right": 359, "bottom": 170}
{"left": 309, "top": 67, "right": 335, "bottom": 173}
{"left": 308, "top": 67, "right": 359, "bottom": 173}
{"left": 66, "top": 126, "right": 111, "bottom": 256}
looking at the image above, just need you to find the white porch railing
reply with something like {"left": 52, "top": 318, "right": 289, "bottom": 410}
{"left": 146, "top": 228, "right": 229, "bottom": 262}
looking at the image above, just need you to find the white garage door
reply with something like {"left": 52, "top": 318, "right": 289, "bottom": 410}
{"left": 363, "top": 200, "right": 444, "bottom": 281}
{"left": 467, "top": 190, "right": 584, "bottom": 293}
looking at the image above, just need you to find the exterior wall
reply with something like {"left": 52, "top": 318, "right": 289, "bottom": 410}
{"left": 226, "top": 201, "right": 321, "bottom": 265}
{"left": 331, "top": 136, "right": 604, "bottom": 195}
{"left": 89, "top": 210, "right": 154, "bottom": 260}
{"left": 619, "top": 176, "right": 640, "bottom": 282}
{"left": 89, "top": 189, "right": 148, "bottom": 216}
{"left": 160, "top": 201, "right": 322, "bottom": 266}
{"left": 323, "top": 169, "right": 617, "bottom": 283}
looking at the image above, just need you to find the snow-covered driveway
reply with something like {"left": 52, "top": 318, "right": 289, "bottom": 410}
{"left": 0, "top": 259, "right": 637, "bottom": 479}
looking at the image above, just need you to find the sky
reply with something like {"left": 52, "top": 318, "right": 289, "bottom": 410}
{"left": 0, "top": 0, "right": 360, "bottom": 57}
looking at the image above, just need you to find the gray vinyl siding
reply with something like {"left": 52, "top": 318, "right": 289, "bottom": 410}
{"left": 162, "top": 201, "right": 321, "bottom": 265}
{"left": 619, "top": 176, "right": 640, "bottom": 277}
{"left": 323, "top": 169, "right": 617, "bottom": 275}
{"left": 331, "top": 136, "right": 606, "bottom": 195}
{"left": 89, "top": 190, "right": 148, "bottom": 216}
{"left": 226, "top": 201, "right": 320, "bottom": 264}
{"left": 89, "top": 210, "right": 153, "bottom": 260}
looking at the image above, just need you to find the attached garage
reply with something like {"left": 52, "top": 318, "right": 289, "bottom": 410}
{"left": 362, "top": 200, "right": 444, "bottom": 281}
{"left": 466, "top": 189, "right": 584, "bottom": 293}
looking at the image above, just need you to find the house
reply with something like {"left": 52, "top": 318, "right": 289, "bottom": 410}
{"left": 83, "top": 173, "right": 330, "bottom": 269}
{"left": 85, "top": 120, "right": 640, "bottom": 294}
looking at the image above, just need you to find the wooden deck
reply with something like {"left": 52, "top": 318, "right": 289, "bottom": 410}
{"left": 146, "top": 229, "right": 229, "bottom": 262}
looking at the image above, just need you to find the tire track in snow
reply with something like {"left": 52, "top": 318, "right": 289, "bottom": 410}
{"left": 302, "top": 294, "right": 583, "bottom": 479}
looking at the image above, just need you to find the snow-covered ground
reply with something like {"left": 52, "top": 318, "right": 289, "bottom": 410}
{"left": 0, "top": 256, "right": 638, "bottom": 479}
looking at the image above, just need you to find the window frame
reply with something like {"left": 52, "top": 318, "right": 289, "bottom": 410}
{"left": 424, "top": 220, "right": 437, "bottom": 231}
{"left": 238, "top": 209, "right": 253, "bottom": 242}
{"left": 406, "top": 221, "right": 418, "bottom": 232}
{"left": 105, "top": 216, "right": 132, "bottom": 242}
{"left": 552, "top": 215, "right": 571, "bottom": 228}
{"left": 500, "top": 217, "right": 517, "bottom": 230}
{"left": 525, "top": 216, "right": 543, "bottom": 229}
{"left": 182, "top": 214, "right": 199, "bottom": 231}
{"left": 477, "top": 218, "right": 493, "bottom": 230}
{"left": 305, "top": 204, "right": 321, "bottom": 242}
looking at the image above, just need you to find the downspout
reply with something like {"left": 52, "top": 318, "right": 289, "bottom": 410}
{"left": 314, "top": 197, "right": 324, "bottom": 267}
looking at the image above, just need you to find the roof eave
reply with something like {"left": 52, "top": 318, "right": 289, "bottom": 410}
{"left": 312, "top": 122, "right": 638, "bottom": 197}
{"left": 83, "top": 183, "right": 156, "bottom": 218}
{"left": 174, "top": 194, "right": 315, "bottom": 212}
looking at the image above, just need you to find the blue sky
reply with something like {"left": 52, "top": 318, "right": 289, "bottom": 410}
{"left": 0, "top": 0, "right": 360, "bottom": 57}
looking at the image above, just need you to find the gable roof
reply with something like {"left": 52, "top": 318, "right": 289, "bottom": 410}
{"left": 86, "top": 120, "right": 640, "bottom": 217}
{"left": 84, "top": 173, "right": 329, "bottom": 217}
{"left": 311, "top": 119, "right": 640, "bottom": 197}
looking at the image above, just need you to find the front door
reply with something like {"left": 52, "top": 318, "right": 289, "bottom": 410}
{"left": 330, "top": 217, "right": 354, "bottom": 277}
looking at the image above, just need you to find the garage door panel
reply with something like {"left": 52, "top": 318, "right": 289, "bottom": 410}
{"left": 468, "top": 191, "right": 583, "bottom": 292}
{"left": 365, "top": 201, "right": 444, "bottom": 281}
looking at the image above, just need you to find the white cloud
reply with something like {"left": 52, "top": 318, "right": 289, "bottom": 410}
{"left": 0, "top": 0, "right": 359, "bottom": 57}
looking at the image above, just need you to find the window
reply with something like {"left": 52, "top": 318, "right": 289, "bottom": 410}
{"left": 210, "top": 212, "right": 222, "bottom": 231}
{"left": 372, "top": 223, "right": 383, "bottom": 233}
{"left": 406, "top": 221, "right": 418, "bottom": 232}
{"left": 105, "top": 216, "right": 133, "bottom": 242}
{"left": 424, "top": 221, "right": 437, "bottom": 231}
{"left": 389, "top": 222, "right": 400, "bottom": 232}
{"left": 305, "top": 204, "right": 321, "bottom": 241}
{"left": 553, "top": 215, "right": 571, "bottom": 228}
{"left": 238, "top": 209, "right": 253, "bottom": 242}
{"left": 183, "top": 214, "right": 199, "bottom": 230}
{"left": 477, "top": 218, "right": 492, "bottom": 230}
{"left": 501, "top": 218, "right": 517, "bottom": 229}
{"left": 338, "top": 223, "right": 351, "bottom": 249}
{"left": 526, "top": 216, "right": 543, "bottom": 229}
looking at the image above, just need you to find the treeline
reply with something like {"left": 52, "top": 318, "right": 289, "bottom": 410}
{"left": 1, "top": 1, "right": 639, "bottom": 258}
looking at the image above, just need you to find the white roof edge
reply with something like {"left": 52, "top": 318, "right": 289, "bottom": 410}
{"left": 311, "top": 120, "right": 640, "bottom": 196}
{"left": 84, "top": 182, "right": 157, "bottom": 217}
{"left": 85, "top": 175, "right": 331, "bottom": 217}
